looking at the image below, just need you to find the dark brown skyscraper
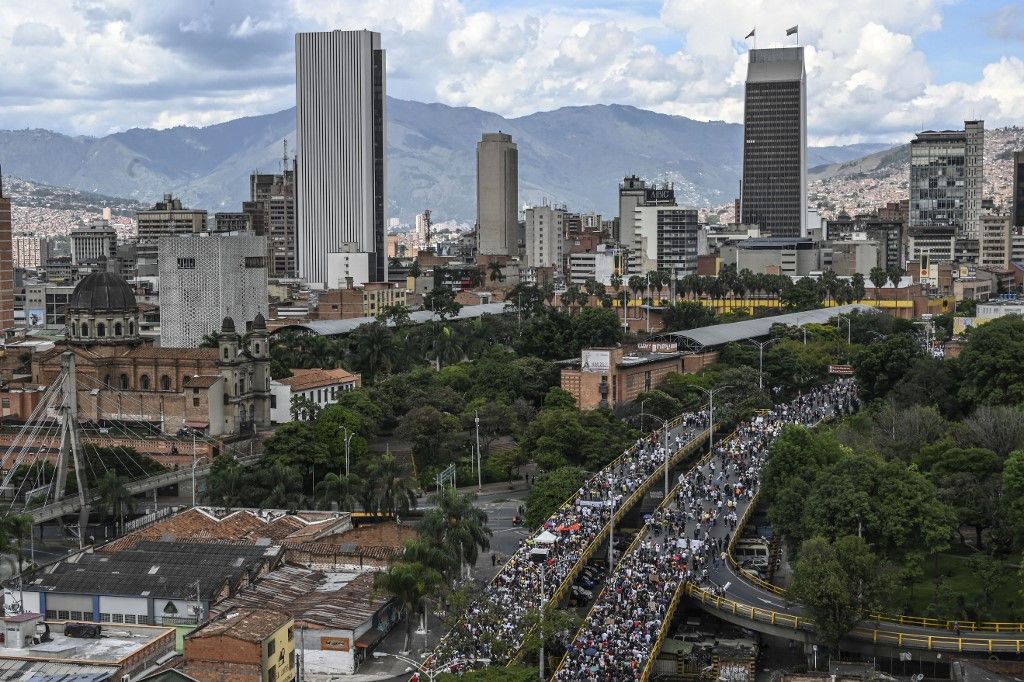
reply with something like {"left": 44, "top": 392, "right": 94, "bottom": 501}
{"left": 740, "top": 47, "right": 807, "bottom": 237}
{"left": 1013, "top": 151, "right": 1024, "bottom": 229}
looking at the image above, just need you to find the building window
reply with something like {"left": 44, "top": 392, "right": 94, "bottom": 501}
{"left": 100, "top": 613, "right": 111, "bottom": 622}
{"left": 255, "top": 343, "right": 261, "bottom": 354}
{"left": 114, "top": 322, "right": 123, "bottom": 336}
{"left": 161, "top": 375, "right": 172, "bottom": 391}
{"left": 193, "top": 396, "right": 200, "bottom": 407}
{"left": 58, "top": 610, "right": 70, "bottom": 620}
{"left": 267, "top": 639, "right": 276, "bottom": 656}
{"left": 112, "top": 614, "right": 123, "bottom": 623}
{"left": 120, "top": 374, "right": 129, "bottom": 389}
{"left": 140, "top": 375, "right": 151, "bottom": 390}
{"left": 223, "top": 347, "right": 229, "bottom": 360}
{"left": 128, "top": 321, "right": 135, "bottom": 335}
{"left": 125, "top": 614, "right": 137, "bottom": 624}
{"left": 177, "top": 258, "right": 196, "bottom": 269}
{"left": 137, "top": 615, "right": 148, "bottom": 624}
{"left": 69, "top": 611, "right": 83, "bottom": 621}
{"left": 270, "top": 395, "right": 277, "bottom": 409}
{"left": 97, "top": 323, "right": 105, "bottom": 337}
{"left": 245, "top": 256, "right": 266, "bottom": 268}
{"left": 81, "top": 323, "right": 89, "bottom": 337}
{"left": 70, "top": 323, "right": 77, "bottom": 336}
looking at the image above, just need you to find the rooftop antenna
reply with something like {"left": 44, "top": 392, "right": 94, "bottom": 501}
{"left": 282, "top": 140, "right": 289, "bottom": 173}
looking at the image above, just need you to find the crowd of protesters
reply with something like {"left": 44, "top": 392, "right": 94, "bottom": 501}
{"left": 426, "top": 411, "right": 710, "bottom": 673}
{"left": 555, "top": 379, "right": 859, "bottom": 681}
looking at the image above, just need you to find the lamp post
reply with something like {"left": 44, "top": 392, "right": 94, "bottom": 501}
{"left": 837, "top": 314, "right": 852, "bottom": 344}
{"left": 339, "top": 426, "right": 355, "bottom": 478}
{"left": 688, "top": 386, "right": 733, "bottom": 456}
{"left": 747, "top": 338, "right": 775, "bottom": 390}
{"left": 190, "top": 428, "right": 197, "bottom": 507}
{"left": 474, "top": 410, "right": 482, "bottom": 490}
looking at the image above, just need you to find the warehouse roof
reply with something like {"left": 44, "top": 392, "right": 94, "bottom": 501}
{"left": 273, "top": 302, "right": 509, "bottom": 336}
{"left": 662, "top": 304, "right": 876, "bottom": 349}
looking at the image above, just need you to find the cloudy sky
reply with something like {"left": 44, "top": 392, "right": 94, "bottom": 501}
{"left": 2, "top": 0, "right": 1022, "bottom": 144}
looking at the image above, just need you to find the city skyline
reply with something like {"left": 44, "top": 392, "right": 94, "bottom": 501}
{"left": 0, "top": 1, "right": 1021, "bottom": 145}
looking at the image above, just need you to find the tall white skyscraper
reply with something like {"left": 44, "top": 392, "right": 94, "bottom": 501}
{"left": 740, "top": 47, "right": 807, "bottom": 238}
{"left": 295, "top": 30, "right": 387, "bottom": 287}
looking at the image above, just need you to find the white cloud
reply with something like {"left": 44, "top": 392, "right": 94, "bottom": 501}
{"left": 0, "top": 0, "right": 1019, "bottom": 146}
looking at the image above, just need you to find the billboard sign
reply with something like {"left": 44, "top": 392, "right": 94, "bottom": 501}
{"left": 637, "top": 341, "right": 677, "bottom": 353}
{"left": 581, "top": 350, "right": 611, "bottom": 373}
{"left": 828, "top": 364, "right": 854, "bottom": 375}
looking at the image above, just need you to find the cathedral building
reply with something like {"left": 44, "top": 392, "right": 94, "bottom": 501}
{"left": 31, "top": 271, "right": 271, "bottom": 437}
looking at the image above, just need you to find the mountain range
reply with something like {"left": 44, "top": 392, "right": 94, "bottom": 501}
{"left": 0, "top": 98, "right": 896, "bottom": 224}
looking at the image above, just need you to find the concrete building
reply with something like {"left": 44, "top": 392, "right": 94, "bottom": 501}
{"left": 827, "top": 240, "right": 880, "bottom": 277}
{"left": 907, "top": 225, "right": 956, "bottom": 266}
{"left": 567, "top": 243, "right": 618, "bottom": 286}
{"left": 213, "top": 211, "right": 253, "bottom": 233}
{"left": 560, "top": 346, "right": 684, "bottom": 410}
{"left": 0, "top": 615, "right": 175, "bottom": 680}
{"left": 23, "top": 283, "right": 74, "bottom": 329}
{"left": 270, "top": 367, "right": 362, "bottom": 423}
{"left": 316, "top": 281, "right": 406, "bottom": 320}
{"left": 295, "top": 30, "right": 387, "bottom": 286}
{"left": 476, "top": 132, "right": 519, "bottom": 257}
{"left": 980, "top": 212, "right": 1012, "bottom": 268}
{"left": 719, "top": 237, "right": 821, "bottom": 277}
{"left": 181, "top": 609, "right": 296, "bottom": 682}
{"left": 909, "top": 121, "right": 984, "bottom": 236}
{"left": 617, "top": 176, "right": 676, "bottom": 244}
{"left": 630, "top": 206, "right": 700, "bottom": 276}
{"left": 524, "top": 205, "right": 565, "bottom": 270}
{"left": 136, "top": 195, "right": 208, "bottom": 272}
{"left": 244, "top": 166, "right": 297, "bottom": 278}
{"left": 158, "top": 233, "right": 269, "bottom": 349}
{"left": 1013, "top": 151, "right": 1024, "bottom": 228}
{"left": 70, "top": 218, "right": 117, "bottom": 265}
{"left": 740, "top": 47, "right": 807, "bottom": 237}
{"left": 13, "top": 234, "right": 50, "bottom": 269}
{"left": 0, "top": 181, "right": 13, "bottom": 335}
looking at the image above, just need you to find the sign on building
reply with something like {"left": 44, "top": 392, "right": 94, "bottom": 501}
{"left": 321, "top": 636, "right": 350, "bottom": 652}
{"left": 828, "top": 364, "right": 854, "bottom": 375}
{"left": 637, "top": 341, "right": 677, "bottom": 353}
{"left": 580, "top": 350, "right": 611, "bottom": 373}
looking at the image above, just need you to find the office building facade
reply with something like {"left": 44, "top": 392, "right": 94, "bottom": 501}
{"left": 740, "top": 47, "right": 807, "bottom": 237}
{"left": 909, "top": 121, "right": 984, "bottom": 236}
{"left": 158, "top": 234, "right": 269, "bottom": 348}
{"left": 477, "top": 132, "right": 519, "bottom": 257}
{"left": 0, "top": 184, "right": 14, "bottom": 334}
{"left": 244, "top": 167, "right": 297, "bottom": 278}
{"left": 524, "top": 205, "right": 565, "bottom": 270}
{"left": 136, "top": 195, "right": 208, "bottom": 274}
{"left": 1013, "top": 151, "right": 1024, "bottom": 228}
{"left": 295, "top": 30, "right": 387, "bottom": 286}
{"left": 630, "top": 206, "right": 700, "bottom": 277}
{"left": 617, "top": 176, "right": 675, "bottom": 244}
{"left": 71, "top": 219, "right": 117, "bottom": 264}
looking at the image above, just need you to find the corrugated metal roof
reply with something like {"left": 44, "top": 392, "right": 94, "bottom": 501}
{"left": 662, "top": 304, "right": 877, "bottom": 348}
{"left": 274, "top": 302, "right": 510, "bottom": 336}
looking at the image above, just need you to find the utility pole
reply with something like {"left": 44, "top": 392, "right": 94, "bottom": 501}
{"left": 747, "top": 339, "right": 775, "bottom": 390}
{"left": 538, "top": 561, "right": 546, "bottom": 681}
{"left": 475, "top": 410, "right": 482, "bottom": 490}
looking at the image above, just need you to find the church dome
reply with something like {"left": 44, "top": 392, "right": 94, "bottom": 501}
{"left": 68, "top": 271, "right": 138, "bottom": 313}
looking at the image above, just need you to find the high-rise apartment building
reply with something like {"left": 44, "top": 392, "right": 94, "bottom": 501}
{"left": 0, "top": 180, "right": 14, "bottom": 334}
{"left": 1012, "top": 151, "right": 1024, "bottom": 228}
{"left": 617, "top": 176, "right": 675, "bottom": 244}
{"left": 909, "top": 121, "right": 984, "bottom": 235}
{"left": 244, "top": 166, "right": 296, "bottom": 278}
{"left": 524, "top": 205, "right": 565, "bottom": 270}
{"left": 295, "top": 30, "right": 387, "bottom": 287}
{"left": 136, "top": 195, "right": 208, "bottom": 274}
{"left": 158, "top": 233, "right": 269, "bottom": 348}
{"left": 13, "top": 235, "right": 51, "bottom": 269}
{"left": 964, "top": 121, "right": 985, "bottom": 236}
{"left": 979, "top": 212, "right": 1011, "bottom": 269}
{"left": 476, "top": 132, "right": 519, "bottom": 257}
{"left": 630, "top": 207, "right": 701, "bottom": 277}
{"left": 70, "top": 219, "right": 117, "bottom": 264}
{"left": 740, "top": 47, "right": 807, "bottom": 238}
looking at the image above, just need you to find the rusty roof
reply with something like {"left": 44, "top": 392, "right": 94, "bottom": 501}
{"left": 188, "top": 608, "right": 290, "bottom": 643}
{"left": 209, "top": 568, "right": 386, "bottom": 631}
{"left": 277, "top": 368, "right": 361, "bottom": 391}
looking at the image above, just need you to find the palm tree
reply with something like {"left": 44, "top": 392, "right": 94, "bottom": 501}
{"left": 869, "top": 266, "right": 888, "bottom": 304}
{"left": 409, "top": 260, "right": 422, "bottom": 278}
{"left": 1, "top": 514, "right": 34, "bottom": 578}
{"left": 487, "top": 260, "right": 506, "bottom": 283}
{"left": 851, "top": 273, "right": 866, "bottom": 302}
{"left": 402, "top": 537, "right": 453, "bottom": 576}
{"left": 315, "top": 472, "right": 359, "bottom": 511}
{"left": 95, "top": 471, "right": 135, "bottom": 530}
{"left": 422, "top": 321, "right": 464, "bottom": 369}
{"left": 371, "top": 453, "right": 418, "bottom": 518}
{"left": 627, "top": 275, "right": 645, "bottom": 318}
{"left": 821, "top": 270, "right": 839, "bottom": 306}
{"left": 351, "top": 321, "right": 398, "bottom": 380}
{"left": 418, "top": 488, "right": 492, "bottom": 580}
{"left": 610, "top": 273, "right": 623, "bottom": 292}
{"left": 374, "top": 561, "right": 443, "bottom": 653}
{"left": 258, "top": 461, "right": 306, "bottom": 510}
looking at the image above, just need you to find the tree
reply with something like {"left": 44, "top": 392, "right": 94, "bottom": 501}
{"left": 256, "top": 460, "right": 307, "bottom": 509}
{"left": 959, "top": 406, "right": 1024, "bottom": 458}
{"left": 377, "top": 303, "right": 412, "bottom": 328}
{"left": 420, "top": 321, "right": 465, "bottom": 369}
{"left": 525, "top": 466, "right": 589, "bottom": 528}
{"left": 0, "top": 514, "right": 34, "bottom": 577}
{"left": 418, "top": 488, "right": 492, "bottom": 579}
{"left": 289, "top": 395, "right": 321, "bottom": 422}
{"left": 264, "top": 421, "right": 329, "bottom": 495}
{"left": 926, "top": 446, "right": 1002, "bottom": 549}
{"left": 851, "top": 273, "right": 866, "bottom": 302}
{"left": 487, "top": 260, "right": 506, "bottom": 283}
{"left": 425, "top": 286, "right": 463, "bottom": 320}
{"left": 396, "top": 405, "right": 461, "bottom": 470}
{"left": 787, "top": 535, "right": 891, "bottom": 652}
{"left": 662, "top": 301, "right": 715, "bottom": 333}
{"left": 632, "top": 389, "right": 682, "bottom": 423}
{"left": 570, "top": 307, "right": 622, "bottom": 354}
{"left": 868, "top": 402, "right": 948, "bottom": 462}
{"left": 437, "top": 667, "right": 536, "bottom": 682}
{"left": 315, "top": 472, "right": 360, "bottom": 511}
{"left": 781, "top": 277, "right": 824, "bottom": 311}
{"left": 1004, "top": 450, "right": 1024, "bottom": 542}
{"left": 957, "top": 316, "right": 1024, "bottom": 407}
{"left": 95, "top": 471, "right": 135, "bottom": 528}
{"left": 869, "top": 266, "right": 887, "bottom": 303}
{"left": 374, "top": 561, "right": 443, "bottom": 653}
{"left": 369, "top": 452, "right": 418, "bottom": 516}
{"left": 348, "top": 321, "right": 399, "bottom": 381}
{"left": 853, "top": 333, "right": 922, "bottom": 402}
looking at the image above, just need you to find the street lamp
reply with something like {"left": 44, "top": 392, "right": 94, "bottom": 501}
{"left": 836, "top": 314, "right": 852, "bottom": 344}
{"left": 747, "top": 338, "right": 775, "bottom": 390}
{"left": 529, "top": 546, "right": 550, "bottom": 681}
{"left": 688, "top": 385, "right": 733, "bottom": 456}
{"left": 339, "top": 426, "right": 355, "bottom": 478}
{"left": 474, "top": 410, "right": 482, "bottom": 491}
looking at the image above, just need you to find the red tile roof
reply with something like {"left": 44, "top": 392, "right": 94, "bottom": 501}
{"left": 278, "top": 368, "right": 361, "bottom": 391}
